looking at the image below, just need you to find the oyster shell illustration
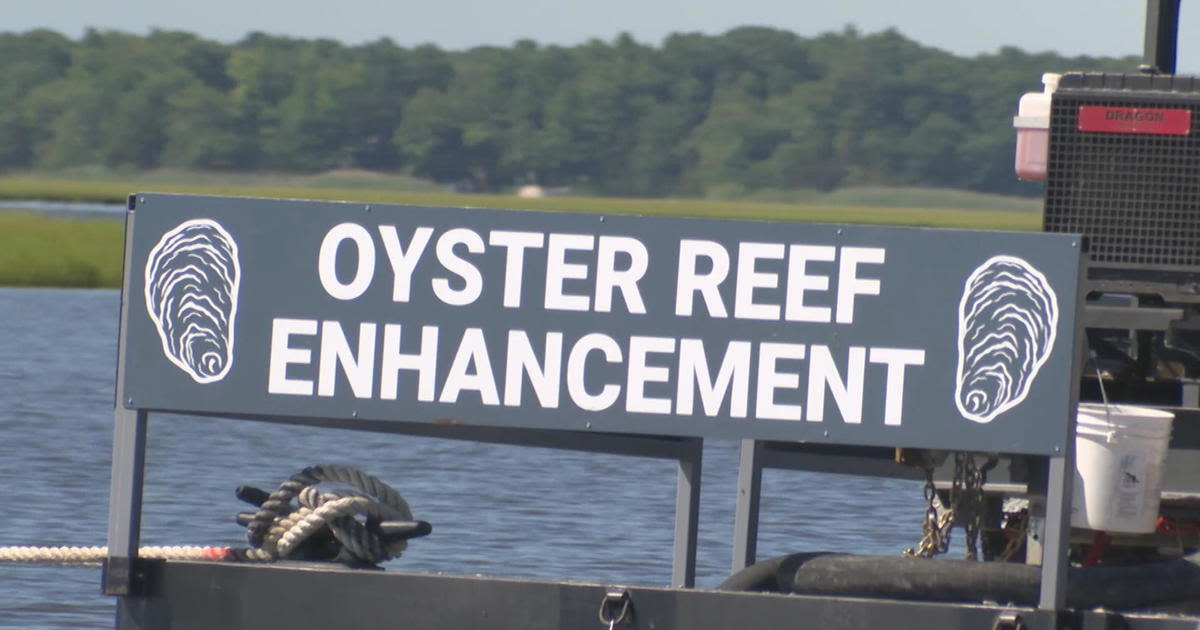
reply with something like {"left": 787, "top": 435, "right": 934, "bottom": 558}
{"left": 144, "top": 219, "right": 241, "bottom": 383}
{"left": 955, "top": 255, "right": 1058, "bottom": 424}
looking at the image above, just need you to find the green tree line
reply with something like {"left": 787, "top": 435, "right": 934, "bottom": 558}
{"left": 1, "top": 27, "right": 1135, "bottom": 197}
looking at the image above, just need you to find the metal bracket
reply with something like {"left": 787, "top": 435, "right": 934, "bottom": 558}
{"left": 597, "top": 587, "right": 631, "bottom": 628}
{"left": 102, "top": 556, "right": 148, "bottom": 596}
{"left": 992, "top": 610, "right": 1027, "bottom": 630}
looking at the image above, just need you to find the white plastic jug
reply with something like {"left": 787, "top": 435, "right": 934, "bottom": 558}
{"left": 1013, "top": 73, "right": 1060, "bottom": 181}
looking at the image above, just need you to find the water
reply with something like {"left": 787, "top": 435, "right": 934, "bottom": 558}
{"left": 0, "top": 288, "right": 926, "bottom": 629}
{"left": 0, "top": 201, "right": 125, "bottom": 217}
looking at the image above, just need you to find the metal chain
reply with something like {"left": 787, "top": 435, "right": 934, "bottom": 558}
{"left": 904, "top": 452, "right": 997, "bottom": 560}
{"left": 959, "top": 454, "right": 981, "bottom": 560}
{"left": 998, "top": 507, "right": 1028, "bottom": 562}
{"left": 903, "top": 464, "right": 954, "bottom": 557}
{"left": 966, "top": 454, "right": 999, "bottom": 560}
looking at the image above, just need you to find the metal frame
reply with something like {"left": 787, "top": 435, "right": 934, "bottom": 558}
{"left": 106, "top": 195, "right": 1105, "bottom": 628}
{"left": 103, "top": 202, "right": 148, "bottom": 596}
{"left": 1141, "top": 0, "right": 1181, "bottom": 75}
{"left": 107, "top": 408, "right": 705, "bottom": 590}
{"left": 106, "top": 428, "right": 703, "bottom": 590}
{"left": 730, "top": 443, "right": 1079, "bottom": 608}
{"left": 730, "top": 440, "right": 925, "bottom": 570}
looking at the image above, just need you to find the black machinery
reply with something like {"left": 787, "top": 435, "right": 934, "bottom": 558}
{"left": 926, "top": 0, "right": 1200, "bottom": 569}
{"left": 1037, "top": 0, "right": 1200, "bottom": 550}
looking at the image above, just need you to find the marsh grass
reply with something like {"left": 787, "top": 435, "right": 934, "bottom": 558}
{"left": 0, "top": 172, "right": 1043, "bottom": 288}
{"left": 0, "top": 212, "right": 124, "bottom": 287}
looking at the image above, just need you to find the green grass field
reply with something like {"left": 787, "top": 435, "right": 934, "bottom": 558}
{"left": 0, "top": 171, "right": 1044, "bottom": 289}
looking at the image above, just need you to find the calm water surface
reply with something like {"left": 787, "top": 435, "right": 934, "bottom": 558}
{"left": 0, "top": 288, "right": 925, "bottom": 629}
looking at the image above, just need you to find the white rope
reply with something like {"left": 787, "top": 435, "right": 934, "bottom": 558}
{"left": 2, "top": 466, "right": 420, "bottom": 568}
{"left": 0, "top": 545, "right": 268, "bottom": 565}
{"left": 272, "top": 495, "right": 408, "bottom": 560}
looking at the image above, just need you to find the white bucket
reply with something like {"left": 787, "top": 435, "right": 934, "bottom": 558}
{"left": 1071, "top": 403, "right": 1175, "bottom": 533}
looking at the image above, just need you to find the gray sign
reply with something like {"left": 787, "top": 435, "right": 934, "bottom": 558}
{"left": 120, "top": 194, "right": 1084, "bottom": 455}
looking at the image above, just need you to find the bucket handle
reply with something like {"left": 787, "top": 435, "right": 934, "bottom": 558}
{"left": 1090, "top": 349, "right": 1117, "bottom": 442}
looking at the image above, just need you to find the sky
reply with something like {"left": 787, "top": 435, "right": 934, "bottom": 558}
{"left": 8, "top": 0, "right": 1200, "bottom": 73}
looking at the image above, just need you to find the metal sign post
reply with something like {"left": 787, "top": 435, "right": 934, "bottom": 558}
{"left": 104, "top": 203, "right": 148, "bottom": 597}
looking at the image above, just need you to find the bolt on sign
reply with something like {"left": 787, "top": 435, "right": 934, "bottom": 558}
{"left": 121, "top": 194, "right": 1084, "bottom": 455}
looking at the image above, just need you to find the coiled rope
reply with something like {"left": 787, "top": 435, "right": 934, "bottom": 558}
{"left": 0, "top": 465, "right": 428, "bottom": 567}
{"left": 241, "top": 464, "right": 422, "bottom": 565}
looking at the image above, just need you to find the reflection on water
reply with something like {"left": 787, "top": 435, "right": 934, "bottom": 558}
{"left": 0, "top": 287, "right": 925, "bottom": 629}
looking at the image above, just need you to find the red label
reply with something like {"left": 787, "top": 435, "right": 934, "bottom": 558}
{"left": 1078, "top": 106, "right": 1191, "bottom": 135}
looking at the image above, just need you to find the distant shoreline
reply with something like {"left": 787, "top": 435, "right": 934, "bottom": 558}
{"left": 0, "top": 174, "right": 1040, "bottom": 289}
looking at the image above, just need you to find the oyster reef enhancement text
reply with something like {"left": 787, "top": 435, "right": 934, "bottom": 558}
{"left": 266, "top": 222, "right": 927, "bottom": 427}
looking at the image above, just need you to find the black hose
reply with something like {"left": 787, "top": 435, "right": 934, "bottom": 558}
{"left": 719, "top": 552, "right": 1200, "bottom": 610}
{"left": 716, "top": 553, "right": 833, "bottom": 592}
